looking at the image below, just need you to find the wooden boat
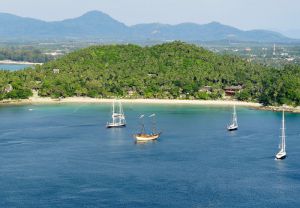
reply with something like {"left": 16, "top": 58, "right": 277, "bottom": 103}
{"left": 134, "top": 114, "right": 161, "bottom": 142}
{"left": 135, "top": 133, "right": 161, "bottom": 141}
{"left": 106, "top": 100, "right": 126, "bottom": 128}
{"left": 227, "top": 105, "right": 238, "bottom": 131}
{"left": 276, "top": 110, "right": 287, "bottom": 160}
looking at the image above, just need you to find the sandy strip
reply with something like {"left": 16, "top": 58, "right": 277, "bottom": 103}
{"left": 1, "top": 97, "right": 300, "bottom": 113}
{"left": 0, "top": 97, "right": 262, "bottom": 107}
{"left": 0, "top": 60, "right": 43, "bottom": 65}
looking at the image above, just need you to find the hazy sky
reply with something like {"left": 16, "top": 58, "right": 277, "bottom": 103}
{"left": 0, "top": 0, "right": 299, "bottom": 32}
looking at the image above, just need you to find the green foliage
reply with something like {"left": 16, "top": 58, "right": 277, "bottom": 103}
{"left": 195, "top": 92, "right": 210, "bottom": 100}
{"left": 236, "top": 90, "right": 250, "bottom": 101}
{"left": 0, "top": 41, "right": 300, "bottom": 106}
{"left": 5, "top": 89, "right": 32, "bottom": 99}
{"left": 0, "top": 48, "right": 53, "bottom": 63}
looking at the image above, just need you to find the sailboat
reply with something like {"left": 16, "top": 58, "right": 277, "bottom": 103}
{"left": 106, "top": 100, "right": 126, "bottom": 128}
{"left": 134, "top": 114, "right": 161, "bottom": 142}
{"left": 275, "top": 110, "right": 287, "bottom": 160}
{"left": 227, "top": 105, "right": 238, "bottom": 131}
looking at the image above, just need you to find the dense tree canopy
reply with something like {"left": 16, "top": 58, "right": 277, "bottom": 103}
{"left": 0, "top": 48, "right": 53, "bottom": 63}
{"left": 1, "top": 41, "right": 300, "bottom": 106}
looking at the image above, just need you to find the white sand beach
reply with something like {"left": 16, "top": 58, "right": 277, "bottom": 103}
{"left": 0, "top": 96, "right": 262, "bottom": 107}
{"left": 0, "top": 60, "right": 43, "bottom": 65}
{"left": 2, "top": 96, "right": 300, "bottom": 113}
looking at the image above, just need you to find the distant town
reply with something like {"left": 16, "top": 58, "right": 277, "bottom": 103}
{"left": 203, "top": 42, "right": 300, "bottom": 68}
{"left": 1, "top": 40, "right": 300, "bottom": 69}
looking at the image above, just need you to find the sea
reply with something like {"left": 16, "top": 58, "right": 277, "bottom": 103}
{"left": 0, "top": 64, "right": 32, "bottom": 71}
{"left": 0, "top": 104, "right": 300, "bottom": 208}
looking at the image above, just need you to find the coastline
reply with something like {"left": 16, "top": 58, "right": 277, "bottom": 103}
{"left": 251, "top": 105, "right": 300, "bottom": 113}
{"left": 0, "top": 60, "right": 43, "bottom": 65}
{"left": 0, "top": 96, "right": 262, "bottom": 107}
{"left": 1, "top": 97, "right": 300, "bottom": 113}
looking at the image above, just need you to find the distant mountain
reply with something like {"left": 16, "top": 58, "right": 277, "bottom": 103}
{"left": 131, "top": 22, "right": 290, "bottom": 42}
{"left": 0, "top": 11, "right": 296, "bottom": 43}
{"left": 55, "top": 11, "right": 130, "bottom": 39}
{"left": 0, "top": 13, "right": 48, "bottom": 38}
{"left": 281, "top": 29, "right": 300, "bottom": 39}
{"left": 0, "top": 11, "right": 131, "bottom": 40}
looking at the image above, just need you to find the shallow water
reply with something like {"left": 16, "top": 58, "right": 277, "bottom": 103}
{"left": 0, "top": 64, "right": 31, "bottom": 71}
{"left": 0, "top": 104, "right": 299, "bottom": 207}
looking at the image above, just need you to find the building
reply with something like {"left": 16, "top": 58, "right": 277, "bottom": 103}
{"left": 3, "top": 84, "right": 13, "bottom": 93}
{"left": 128, "top": 90, "right": 136, "bottom": 96}
{"left": 224, "top": 85, "right": 243, "bottom": 96}
{"left": 53, "top": 69, "right": 60, "bottom": 74}
{"left": 199, "top": 86, "right": 213, "bottom": 93}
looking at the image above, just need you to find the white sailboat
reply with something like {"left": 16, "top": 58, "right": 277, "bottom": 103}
{"left": 106, "top": 100, "right": 126, "bottom": 128}
{"left": 227, "top": 105, "right": 238, "bottom": 131}
{"left": 134, "top": 114, "right": 161, "bottom": 142}
{"left": 276, "top": 110, "right": 287, "bottom": 160}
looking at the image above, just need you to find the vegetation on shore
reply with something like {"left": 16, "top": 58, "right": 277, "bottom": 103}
{"left": 0, "top": 41, "right": 300, "bottom": 106}
{"left": 0, "top": 47, "right": 53, "bottom": 63}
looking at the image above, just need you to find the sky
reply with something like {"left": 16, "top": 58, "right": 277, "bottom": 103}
{"left": 0, "top": 0, "right": 299, "bottom": 37}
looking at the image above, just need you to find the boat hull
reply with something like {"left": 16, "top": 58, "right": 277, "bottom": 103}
{"left": 106, "top": 123, "right": 126, "bottom": 128}
{"left": 276, "top": 152, "right": 287, "bottom": 160}
{"left": 228, "top": 127, "right": 238, "bottom": 131}
{"left": 227, "top": 126, "right": 238, "bottom": 131}
{"left": 134, "top": 133, "right": 160, "bottom": 142}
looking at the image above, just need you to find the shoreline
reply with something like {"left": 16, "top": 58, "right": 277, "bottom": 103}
{"left": 1, "top": 97, "right": 299, "bottom": 113}
{"left": 0, "top": 97, "right": 261, "bottom": 106}
{"left": 0, "top": 60, "right": 43, "bottom": 65}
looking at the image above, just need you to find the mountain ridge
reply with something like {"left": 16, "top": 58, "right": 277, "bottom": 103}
{"left": 0, "top": 10, "right": 296, "bottom": 43}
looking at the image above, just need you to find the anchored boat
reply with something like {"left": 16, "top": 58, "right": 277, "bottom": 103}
{"left": 106, "top": 100, "right": 126, "bottom": 128}
{"left": 227, "top": 105, "right": 238, "bottom": 131}
{"left": 134, "top": 114, "right": 161, "bottom": 142}
{"left": 275, "top": 110, "right": 287, "bottom": 160}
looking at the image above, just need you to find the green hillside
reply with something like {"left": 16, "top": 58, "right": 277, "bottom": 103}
{"left": 1, "top": 42, "right": 300, "bottom": 106}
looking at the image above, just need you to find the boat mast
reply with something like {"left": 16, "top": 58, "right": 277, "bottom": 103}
{"left": 112, "top": 100, "right": 116, "bottom": 125}
{"left": 139, "top": 115, "right": 146, "bottom": 134}
{"left": 119, "top": 100, "right": 126, "bottom": 124}
{"left": 118, "top": 100, "right": 121, "bottom": 124}
{"left": 281, "top": 110, "right": 286, "bottom": 152}
{"left": 233, "top": 105, "right": 237, "bottom": 126}
{"left": 149, "top": 114, "right": 157, "bottom": 134}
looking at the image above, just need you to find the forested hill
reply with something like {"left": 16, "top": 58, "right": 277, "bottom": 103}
{"left": 1, "top": 42, "right": 300, "bottom": 106}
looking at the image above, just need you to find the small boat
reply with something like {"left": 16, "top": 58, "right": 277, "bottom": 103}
{"left": 227, "top": 105, "right": 238, "bottom": 131}
{"left": 134, "top": 114, "right": 161, "bottom": 142}
{"left": 276, "top": 110, "right": 287, "bottom": 160}
{"left": 106, "top": 100, "right": 126, "bottom": 128}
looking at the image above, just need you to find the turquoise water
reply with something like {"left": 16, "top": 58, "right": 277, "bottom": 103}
{"left": 0, "top": 104, "right": 300, "bottom": 207}
{"left": 0, "top": 64, "right": 31, "bottom": 71}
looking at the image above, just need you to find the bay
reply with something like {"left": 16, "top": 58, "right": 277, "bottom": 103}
{"left": 0, "top": 64, "right": 31, "bottom": 71}
{"left": 0, "top": 104, "right": 300, "bottom": 207}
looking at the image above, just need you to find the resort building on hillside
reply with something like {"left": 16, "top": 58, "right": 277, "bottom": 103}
{"left": 3, "top": 84, "right": 13, "bottom": 93}
{"left": 128, "top": 90, "right": 136, "bottom": 96}
{"left": 224, "top": 85, "right": 243, "bottom": 96}
{"left": 199, "top": 86, "right": 213, "bottom": 93}
{"left": 53, "top": 68, "right": 60, "bottom": 74}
